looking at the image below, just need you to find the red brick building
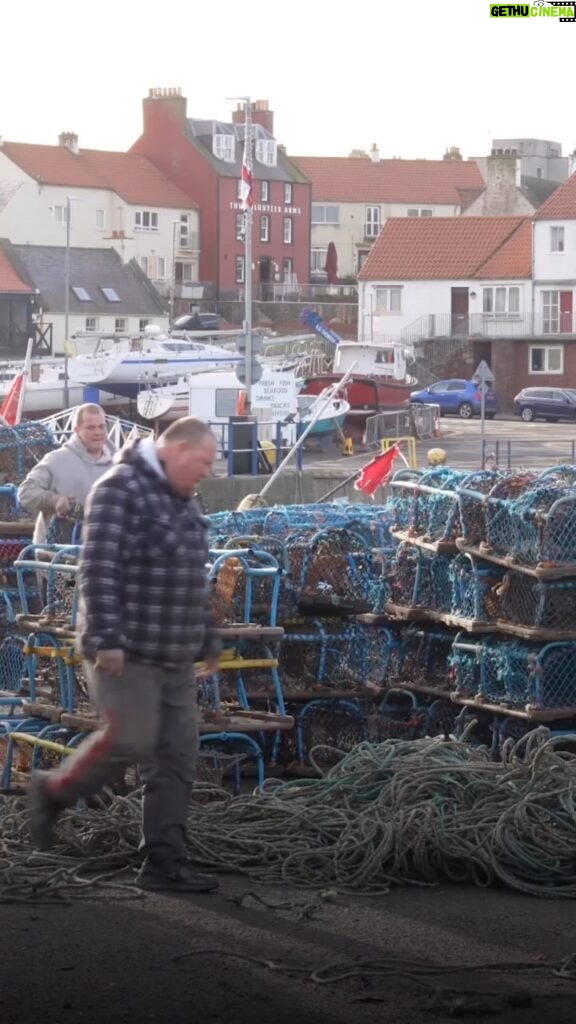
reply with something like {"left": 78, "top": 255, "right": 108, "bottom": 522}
{"left": 131, "top": 89, "right": 311, "bottom": 299}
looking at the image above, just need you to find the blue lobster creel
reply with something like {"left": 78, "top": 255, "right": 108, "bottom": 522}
{"left": 499, "top": 572, "right": 576, "bottom": 634}
{"left": 388, "top": 628, "right": 455, "bottom": 691}
{"left": 0, "top": 635, "right": 26, "bottom": 695}
{"left": 479, "top": 639, "right": 540, "bottom": 707}
{"left": 298, "top": 526, "right": 375, "bottom": 607}
{"left": 344, "top": 621, "right": 398, "bottom": 687}
{"left": 388, "top": 542, "right": 433, "bottom": 608}
{"left": 484, "top": 473, "right": 539, "bottom": 556}
{"left": 368, "top": 688, "right": 425, "bottom": 741}
{"left": 0, "top": 484, "right": 28, "bottom": 522}
{"left": 527, "top": 642, "right": 576, "bottom": 709}
{"left": 279, "top": 618, "right": 396, "bottom": 692}
{"left": 449, "top": 637, "right": 483, "bottom": 698}
{"left": 389, "top": 469, "right": 421, "bottom": 532}
{"left": 430, "top": 554, "right": 454, "bottom": 613}
{"left": 208, "top": 547, "right": 282, "bottom": 627}
{"left": 368, "top": 551, "right": 396, "bottom": 613}
{"left": 508, "top": 485, "right": 576, "bottom": 568}
{"left": 335, "top": 502, "right": 396, "bottom": 550}
{"left": 538, "top": 465, "right": 576, "bottom": 488}
{"left": 456, "top": 469, "right": 503, "bottom": 547}
{"left": 0, "top": 422, "right": 56, "bottom": 487}
{"left": 405, "top": 467, "right": 465, "bottom": 542}
{"left": 207, "top": 507, "right": 268, "bottom": 542}
{"left": 449, "top": 552, "right": 505, "bottom": 623}
{"left": 296, "top": 698, "right": 367, "bottom": 766}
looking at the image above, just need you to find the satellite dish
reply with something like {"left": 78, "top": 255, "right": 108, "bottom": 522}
{"left": 137, "top": 390, "right": 175, "bottom": 420}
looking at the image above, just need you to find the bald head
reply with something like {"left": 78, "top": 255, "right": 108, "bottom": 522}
{"left": 157, "top": 417, "right": 217, "bottom": 496}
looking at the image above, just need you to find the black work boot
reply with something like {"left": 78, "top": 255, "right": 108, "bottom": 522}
{"left": 28, "top": 771, "right": 62, "bottom": 850}
{"left": 135, "top": 859, "right": 219, "bottom": 893}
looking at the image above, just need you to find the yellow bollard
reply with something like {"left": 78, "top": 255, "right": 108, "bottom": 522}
{"left": 342, "top": 437, "right": 354, "bottom": 456}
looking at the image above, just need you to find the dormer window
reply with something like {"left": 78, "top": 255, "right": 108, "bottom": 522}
{"left": 255, "top": 138, "right": 277, "bottom": 167}
{"left": 213, "top": 133, "right": 235, "bottom": 162}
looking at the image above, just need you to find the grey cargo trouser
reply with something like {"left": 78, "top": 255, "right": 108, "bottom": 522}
{"left": 46, "top": 659, "right": 199, "bottom": 864}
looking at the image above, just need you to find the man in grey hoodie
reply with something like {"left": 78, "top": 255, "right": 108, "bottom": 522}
{"left": 17, "top": 404, "right": 114, "bottom": 543}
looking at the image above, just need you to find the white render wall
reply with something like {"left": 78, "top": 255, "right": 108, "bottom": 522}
{"left": 49, "top": 313, "right": 169, "bottom": 354}
{"left": 0, "top": 151, "right": 199, "bottom": 282}
{"left": 533, "top": 219, "right": 576, "bottom": 282}
{"left": 358, "top": 278, "right": 533, "bottom": 343}
{"left": 311, "top": 201, "right": 462, "bottom": 278}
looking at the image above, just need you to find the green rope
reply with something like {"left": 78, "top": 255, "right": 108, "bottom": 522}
{"left": 2, "top": 730, "right": 576, "bottom": 901}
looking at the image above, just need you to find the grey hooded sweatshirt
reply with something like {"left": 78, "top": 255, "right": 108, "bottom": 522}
{"left": 17, "top": 435, "right": 115, "bottom": 544}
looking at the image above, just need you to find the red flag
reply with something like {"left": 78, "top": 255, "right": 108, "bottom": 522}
{"left": 240, "top": 140, "right": 253, "bottom": 211}
{"left": 354, "top": 444, "right": 401, "bottom": 498}
{"left": 0, "top": 372, "right": 25, "bottom": 426}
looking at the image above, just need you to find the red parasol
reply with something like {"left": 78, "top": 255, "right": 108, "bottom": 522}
{"left": 324, "top": 241, "right": 339, "bottom": 285}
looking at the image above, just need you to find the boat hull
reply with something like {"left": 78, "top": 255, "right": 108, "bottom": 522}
{"left": 0, "top": 382, "right": 124, "bottom": 415}
{"left": 301, "top": 372, "right": 412, "bottom": 439}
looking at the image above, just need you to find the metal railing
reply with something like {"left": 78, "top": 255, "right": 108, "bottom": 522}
{"left": 209, "top": 419, "right": 304, "bottom": 477}
{"left": 401, "top": 311, "right": 576, "bottom": 344}
{"left": 365, "top": 404, "right": 441, "bottom": 449}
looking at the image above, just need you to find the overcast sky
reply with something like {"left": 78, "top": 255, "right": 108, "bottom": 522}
{"left": 2, "top": 0, "right": 575, "bottom": 162}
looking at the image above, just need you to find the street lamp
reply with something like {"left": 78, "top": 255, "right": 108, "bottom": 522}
{"left": 63, "top": 195, "right": 79, "bottom": 408}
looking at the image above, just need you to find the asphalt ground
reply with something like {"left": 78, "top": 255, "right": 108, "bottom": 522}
{"left": 3, "top": 865, "right": 576, "bottom": 1024}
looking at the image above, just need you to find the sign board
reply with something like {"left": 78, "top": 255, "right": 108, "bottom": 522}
{"left": 472, "top": 360, "right": 495, "bottom": 384}
{"left": 236, "top": 359, "right": 263, "bottom": 386}
{"left": 251, "top": 372, "right": 298, "bottom": 421}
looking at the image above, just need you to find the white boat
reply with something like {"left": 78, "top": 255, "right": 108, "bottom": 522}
{"left": 136, "top": 368, "right": 350, "bottom": 440}
{"left": 67, "top": 327, "right": 241, "bottom": 400}
{"left": 0, "top": 360, "right": 124, "bottom": 415}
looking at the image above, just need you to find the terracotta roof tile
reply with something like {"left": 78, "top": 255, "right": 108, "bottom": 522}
{"left": 534, "top": 171, "right": 576, "bottom": 219}
{"left": 0, "top": 249, "right": 33, "bottom": 293}
{"left": 359, "top": 216, "right": 532, "bottom": 281}
{"left": 475, "top": 219, "right": 532, "bottom": 279}
{"left": 1, "top": 142, "right": 196, "bottom": 209}
{"left": 291, "top": 156, "right": 485, "bottom": 204}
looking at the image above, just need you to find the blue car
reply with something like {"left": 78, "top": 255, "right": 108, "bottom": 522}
{"left": 409, "top": 379, "right": 498, "bottom": 419}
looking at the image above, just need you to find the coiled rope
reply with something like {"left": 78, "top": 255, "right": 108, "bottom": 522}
{"left": 2, "top": 729, "right": 576, "bottom": 903}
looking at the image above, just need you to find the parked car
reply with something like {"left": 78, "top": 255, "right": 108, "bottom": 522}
{"left": 409, "top": 379, "right": 498, "bottom": 419}
{"left": 513, "top": 387, "right": 576, "bottom": 422}
{"left": 171, "top": 312, "right": 224, "bottom": 331}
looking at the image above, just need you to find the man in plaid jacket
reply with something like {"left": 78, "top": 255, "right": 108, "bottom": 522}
{"left": 29, "top": 417, "right": 221, "bottom": 893}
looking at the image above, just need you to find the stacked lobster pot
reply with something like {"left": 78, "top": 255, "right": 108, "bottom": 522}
{"left": 207, "top": 502, "right": 401, "bottom": 767}
{"left": 383, "top": 463, "right": 576, "bottom": 752}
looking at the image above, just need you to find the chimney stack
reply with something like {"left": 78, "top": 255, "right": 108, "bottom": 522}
{"left": 58, "top": 132, "right": 79, "bottom": 154}
{"left": 232, "top": 100, "right": 274, "bottom": 136}
{"left": 143, "top": 87, "right": 187, "bottom": 132}
{"left": 369, "top": 143, "right": 380, "bottom": 164}
{"left": 443, "top": 146, "right": 462, "bottom": 161}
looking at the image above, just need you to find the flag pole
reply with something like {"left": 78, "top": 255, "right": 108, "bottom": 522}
{"left": 257, "top": 362, "right": 358, "bottom": 501}
{"left": 243, "top": 99, "right": 253, "bottom": 412}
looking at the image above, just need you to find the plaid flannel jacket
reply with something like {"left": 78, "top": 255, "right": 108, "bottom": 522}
{"left": 77, "top": 441, "right": 220, "bottom": 668}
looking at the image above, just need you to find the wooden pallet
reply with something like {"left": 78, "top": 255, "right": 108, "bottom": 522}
{"left": 200, "top": 709, "right": 294, "bottom": 734}
{"left": 218, "top": 625, "right": 284, "bottom": 640}
{"left": 0, "top": 520, "right": 35, "bottom": 537}
{"left": 21, "top": 701, "right": 63, "bottom": 723}
{"left": 385, "top": 683, "right": 576, "bottom": 723}
{"left": 496, "top": 619, "right": 576, "bottom": 643}
{"left": 391, "top": 529, "right": 458, "bottom": 555}
{"left": 455, "top": 540, "right": 576, "bottom": 581}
